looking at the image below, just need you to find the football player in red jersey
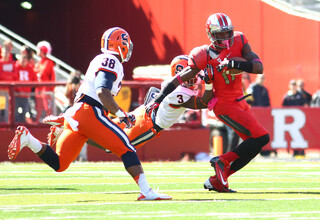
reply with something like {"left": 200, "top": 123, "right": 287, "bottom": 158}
{"left": 147, "top": 13, "right": 270, "bottom": 192}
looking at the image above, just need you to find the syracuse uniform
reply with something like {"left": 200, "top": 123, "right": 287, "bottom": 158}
{"left": 56, "top": 52, "right": 135, "bottom": 171}
{"left": 45, "top": 55, "right": 214, "bottom": 151}
{"left": 8, "top": 27, "right": 172, "bottom": 200}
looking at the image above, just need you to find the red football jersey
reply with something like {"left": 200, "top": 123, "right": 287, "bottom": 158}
{"left": 34, "top": 57, "right": 55, "bottom": 92}
{"left": 15, "top": 62, "right": 38, "bottom": 93}
{"left": 188, "top": 31, "right": 248, "bottom": 102}
{"left": 0, "top": 60, "right": 17, "bottom": 81}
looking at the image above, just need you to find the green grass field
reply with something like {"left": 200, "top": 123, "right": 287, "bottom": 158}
{"left": 0, "top": 159, "right": 320, "bottom": 219}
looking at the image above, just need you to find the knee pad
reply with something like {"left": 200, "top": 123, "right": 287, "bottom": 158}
{"left": 121, "top": 151, "right": 141, "bottom": 169}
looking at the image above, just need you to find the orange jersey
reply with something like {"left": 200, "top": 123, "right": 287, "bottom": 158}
{"left": 189, "top": 31, "right": 248, "bottom": 102}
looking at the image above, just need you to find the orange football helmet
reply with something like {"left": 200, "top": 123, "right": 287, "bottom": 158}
{"left": 101, "top": 27, "right": 133, "bottom": 62}
{"left": 206, "top": 13, "right": 234, "bottom": 49}
{"left": 170, "top": 55, "right": 199, "bottom": 90}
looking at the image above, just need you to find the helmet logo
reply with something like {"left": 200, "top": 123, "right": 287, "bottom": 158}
{"left": 121, "top": 33, "right": 129, "bottom": 46}
{"left": 175, "top": 64, "right": 184, "bottom": 75}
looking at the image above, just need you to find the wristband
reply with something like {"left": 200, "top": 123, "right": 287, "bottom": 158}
{"left": 115, "top": 109, "right": 126, "bottom": 118}
{"left": 252, "top": 59, "right": 263, "bottom": 64}
{"left": 229, "top": 60, "right": 253, "bottom": 73}
{"left": 205, "top": 83, "right": 213, "bottom": 90}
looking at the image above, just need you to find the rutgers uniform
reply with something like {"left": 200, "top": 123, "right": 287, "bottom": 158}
{"left": 149, "top": 13, "right": 270, "bottom": 192}
{"left": 189, "top": 31, "right": 268, "bottom": 140}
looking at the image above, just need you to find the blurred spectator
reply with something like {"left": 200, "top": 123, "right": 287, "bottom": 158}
{"left": 0, "top": 40, "right": 16, "bottom": 81}
{"left": 282, "top": 79, "right": 307, "bottom": 107}
{"left": 246, "top": 74, "right": 270, "bottom": 107}
{"left": 14, "top": 54, "right": 38, "bottom": 122}
{"left": 296, "top": 79, "right": 312, "bottom": 106}
{"left": 34, "top": 41, "right": 55, "bottom": 121}
{"left": 311, "top": 90, "right": 320, "bottom": 107}
{"left": 19, "top": 45, "right": 36, "bottom": 67}
{"left": 282, "top": 79, "right": 307, "bottom": 157}
{"left": 64, "top": 70, "right": 82, "bottom": 111}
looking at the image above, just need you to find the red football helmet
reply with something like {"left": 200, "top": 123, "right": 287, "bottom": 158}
{"left": 101, "top": 27, "right": 133, "bottom": 63}
{"left": 206, "top": 13, "right": 234, "bottom": 50}
{"left": 170, "top": 55, "right": 199, "bottom": 90}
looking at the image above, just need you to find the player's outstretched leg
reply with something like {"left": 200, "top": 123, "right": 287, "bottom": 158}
{"left": 122, "top": 151, "right": 172, "bottom": 201}
{"left": 204, "top": 175, "right": 236, "bottom": 193}
{"left": 8, "top": 126, "right": 30, "bottom": 161}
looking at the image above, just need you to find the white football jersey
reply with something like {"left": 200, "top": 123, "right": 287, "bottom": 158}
{"left": 76, "top": 53, "right": 124, "bottom": 104}
{"left": 155, "top": 80, "right": 197, "bottom": 129}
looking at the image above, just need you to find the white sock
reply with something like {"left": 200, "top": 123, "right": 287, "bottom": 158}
{"left": 134, "top": 173, "right": 151, "bottom": 194}
{"left": 27, "top": 133, "right": 43, "bottom": 153}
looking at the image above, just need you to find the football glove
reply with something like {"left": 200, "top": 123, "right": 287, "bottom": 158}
{"left": 208, "top": 97, "right": 218, "bottom": 111}
{"left": 145, "top": 101, "right": 160, "bottom": 117}
{"left": 200, "top": 65, "right": 214, "bottom": 84}
{"left": 216, "top": 58, "right": 230, "bottom": 73}
{"left": 116, "top": 109, "right": 136, "bottom": 128}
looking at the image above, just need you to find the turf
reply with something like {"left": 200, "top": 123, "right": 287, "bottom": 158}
{"left": 0, "top": 160, "right": 319, "bottom": 219}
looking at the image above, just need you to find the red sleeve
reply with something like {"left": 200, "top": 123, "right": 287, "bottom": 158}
{"left": 188, "top": 45, "right": 208, "bottom": 70}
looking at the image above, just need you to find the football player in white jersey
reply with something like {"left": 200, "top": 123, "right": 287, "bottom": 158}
{"left": 43, "top": 55, "right": 216, "bottom": 150}
{"left": 7, "top": 27, "right": 172, "bottom": 201}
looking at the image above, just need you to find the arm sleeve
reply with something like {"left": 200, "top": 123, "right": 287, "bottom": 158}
{"left": 94, "top": 70, "right": 117, "bottom": 91}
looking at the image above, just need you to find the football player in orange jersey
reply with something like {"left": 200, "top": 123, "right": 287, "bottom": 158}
{"left": 44, "top": 55, "right": 216, "bottom": 150}
{"left": 7, "top": 27, "right": 172, "bottom": 201}
{"left": 147, "top": 13, "right": 270, "bottom": 192}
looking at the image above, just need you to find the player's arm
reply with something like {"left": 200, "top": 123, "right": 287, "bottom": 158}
{"left": 241, "top": 43, "right": 263, "bottom": 74}
{"left": 95, "top": 70, "right": 135, "bottom": 128}
{"left": 179, "top": 83, "right": 214, "bottom": 109}
{"left": 154, "top": 67, "right": 200, "bottom": 104}
{"left": 217, "top": 43, "right": 263, "bottom": 74}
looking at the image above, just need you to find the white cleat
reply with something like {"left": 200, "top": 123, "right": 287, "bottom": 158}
{"left": 8, "top": 126, "right": 29, "bottom": 161}
{"left": 47, "top": 126, "right": 63, "bottom": 146}
{"left": 137, "top": 188, "right": 172, "bottom": 201}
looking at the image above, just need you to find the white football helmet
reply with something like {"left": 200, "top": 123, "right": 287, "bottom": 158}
{"left": 206, "top": 13, "right": 234, "bottom": 49}
{"left": 101, "top": 27, "right": 133, "bottom": 62}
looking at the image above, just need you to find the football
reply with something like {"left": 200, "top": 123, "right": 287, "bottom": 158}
{"left": 227, "top": 57, "right": 247, "bottom": 75}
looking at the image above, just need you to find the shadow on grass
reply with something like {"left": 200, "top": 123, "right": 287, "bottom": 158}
{"left": 180, "top": 191, "right": 320, "bottom": 195}
{"left": 239, "top": 191, "right": 320, "bottom": 195}
{"left": 0, "top": 187, "right": 76, "bottom": 191}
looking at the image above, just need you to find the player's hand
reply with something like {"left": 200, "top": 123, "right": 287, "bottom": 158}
{"left": 200, "top": 65, "right": 214, "bottom": 84}
{"left": 216, "top": 58, "right": 230, "bottom": 72}
{"left": 43, "top": 114, "right": 64, "bottom": 126}
{"left": 145, "top": 101, "right": 160, "bottom": 117}
{"left": 116, "top": 110, "right": 136, "bottom": 128}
